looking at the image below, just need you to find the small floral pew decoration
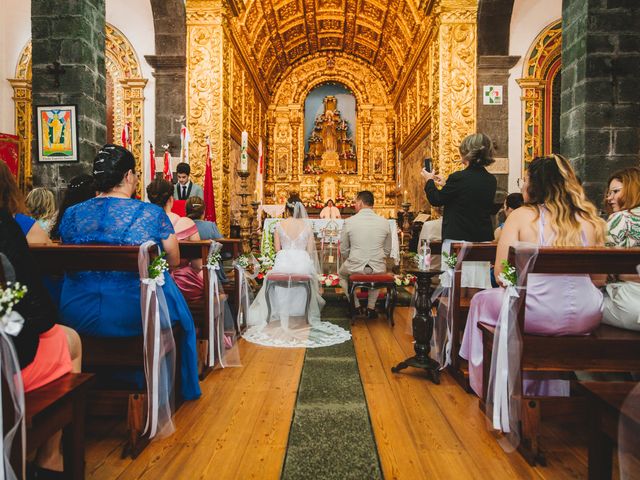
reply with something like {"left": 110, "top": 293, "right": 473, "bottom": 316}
{"left": 318, "top": 273, "right": 340, "bottom": 287}
{"left": 394, "top": 273, "right": 417, "bottom": 286}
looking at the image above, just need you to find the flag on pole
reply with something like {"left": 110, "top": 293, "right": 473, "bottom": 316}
{"left": 162, "top": 145, "right": 172, "bottom": 182}
{"left": 148, "top": 142, "right": 156, "bottom": 183}
{"left": 121, "top": 122, "right": 132, "bottom": 149}
{"left": 256, "top": 137, "right": 264, "bottom": 204}
{"left": 203, "top": 137, "right": 216, "bottom": 222}
{"left": 179, "top": 125, "right": 191, "bottom": 164}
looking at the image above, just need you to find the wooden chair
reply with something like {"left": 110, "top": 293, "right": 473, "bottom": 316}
{"left": 478, "top": 246, "right": 640, "bottom": 465}
{"left": 348, "top": 273, "right": 398, "bottom": 326}
{"left": 30, "top": 244, "right": 183, "bottom": 458}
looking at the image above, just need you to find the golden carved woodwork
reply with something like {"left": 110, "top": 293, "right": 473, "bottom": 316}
{"left": 9, "top": 42, "right": 31, "bottom": 190}
{"left": 395, "top": 0, "right": 477, "bottom": 188}
{"left": 232, "top": 0, "right": 425, "bottom": 92}
{"left": 517, "top": 20, "right": 561, "bottom": 171}
{"left": 266, "top": 53, "right": 397, "bottom": 216}
{"left": 11, "top": 26, "right": 147, "bottom": 193}
{"left": 187, "top": 0, "right": 267, "bottom": 236}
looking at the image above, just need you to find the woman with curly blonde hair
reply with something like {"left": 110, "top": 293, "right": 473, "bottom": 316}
{"left": 460, "top": 154, "right": 606, "bottom": 398}
{"left": 26, "top": 187, "right": 58, "bottom": 234}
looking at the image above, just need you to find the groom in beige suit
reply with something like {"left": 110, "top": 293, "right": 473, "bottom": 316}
{"left": 339, "top": 191, "right": 391, "bottom": 318}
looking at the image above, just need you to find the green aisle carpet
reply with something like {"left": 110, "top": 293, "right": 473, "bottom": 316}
{"left": 281, "top": 294, "right": 383, "bottom": 480}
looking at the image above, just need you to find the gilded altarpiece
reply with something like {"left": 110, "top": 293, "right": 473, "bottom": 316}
{"left": 395, "top": 0, "right": 477, "bottom": 208}
{"left": 187, "top": 0, "right": 268, "bottom": 235}
{"left": 10, "top": 26, "right": 147, "bottom": 193}
{"left": 517, "top": 20, "right": 561, "bottom": 171}
{"left": 267, "top": 54, "right": 397, "bottom": 217}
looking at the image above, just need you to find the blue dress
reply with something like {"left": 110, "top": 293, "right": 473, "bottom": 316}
{"left": 59, "top": 197, "right": 201, "bottom": 400}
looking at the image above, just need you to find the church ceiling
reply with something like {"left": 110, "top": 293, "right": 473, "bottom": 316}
{"left": 233, "top": 0, "right": 428, "bottom": 93}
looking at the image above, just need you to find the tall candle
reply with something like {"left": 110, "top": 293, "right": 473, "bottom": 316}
{"left": 403, "top": 190, "right": 408, "bottom": 203}
{"left": 240, "top": 130, "right": 249, "bottom": 172}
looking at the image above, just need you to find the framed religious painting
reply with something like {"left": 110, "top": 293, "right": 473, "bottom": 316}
{"left": 36, "top": 105, "right": 78, "bottom": 162}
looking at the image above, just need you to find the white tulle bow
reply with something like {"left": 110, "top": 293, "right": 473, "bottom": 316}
{"left": 0, "top": 311, "right": 25, "bottom": 336}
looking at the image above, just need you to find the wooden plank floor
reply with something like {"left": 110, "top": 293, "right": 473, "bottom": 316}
{"left": 83, "top": 305, "right": 633, "bottom": 479}
{"left": 85, "top": 340, "right": 305, "bottom": 479}
{"left": 352, "top": 306, "right": 593, "bottom": 480}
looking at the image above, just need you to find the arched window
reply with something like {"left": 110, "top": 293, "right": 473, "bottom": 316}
{"left": 517, "top": 20, "right": 562, "bottom": 171}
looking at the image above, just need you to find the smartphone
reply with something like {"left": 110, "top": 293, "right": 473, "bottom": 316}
{"left": 423, "top": 157, "right": 433, "bottom": 173}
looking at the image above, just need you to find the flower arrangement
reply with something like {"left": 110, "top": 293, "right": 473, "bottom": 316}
{"left": 442, "top": 252, "right": 458, "bottom": 270}
{"left": 255, "top": 255, "right": 275, "bottom": 281}
{"left": 234, "top": 254, "right": 252, "bottom": 270}
{"left": 318, "top": 273, "right": 340, "bottom": 287}
{"left": 394, "top": 274, "right": 416, "bottom": 286}
{"left": 304, "top": 164, "right": 324, "bottom": 175}
{"left": 148, "top": 252, "right": 169, "bottom": 279}
{"left": 1, "top": 282, "right": 27, "bottom": 319}
{"left": 207, "top": 250, "right": 222, "bottom": 268}
{"left": 498, "top": 260, "right": 517, "bottom": 287}
{"left": 0, "top": 282, "right": 27, "bottom": 336}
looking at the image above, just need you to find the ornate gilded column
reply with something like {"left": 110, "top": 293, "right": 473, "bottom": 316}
{"left": 430, "top": 0, "right": 477, "bottom": 178}
{"left": 289, "top": 106, "right": 302, "bottom": 181}
{"left": 186, "top": 0, "right": 231, "bottom": 235}
{"left": 516, "top": 79, "right": 544, "bottom": 169}
{"left": 9, "top": 78, "right": 32, "bottom": 190}
{"left": 360, "top": 106, "right": 372, "bottom": 178}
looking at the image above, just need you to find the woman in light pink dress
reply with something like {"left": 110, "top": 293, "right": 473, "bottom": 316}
{"left": 460, "top": 154, "right": 606, "bottom": 397}
{"left": 147, "top": 179, "right": 203, "bottom": 301}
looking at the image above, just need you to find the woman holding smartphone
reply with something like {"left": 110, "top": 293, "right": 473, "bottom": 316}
{"left": 420, "top": 133, "right": 497, "bottom": 242}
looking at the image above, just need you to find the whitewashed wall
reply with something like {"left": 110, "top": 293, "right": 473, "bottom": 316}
{"left": 0, "top": 0, "right": 30, "bottom": 134}
{"left": 0, "top": 0, "right": 155, "bottom": 179}
{"left": 507, "top": 0, "right": 562, "bottom": 191}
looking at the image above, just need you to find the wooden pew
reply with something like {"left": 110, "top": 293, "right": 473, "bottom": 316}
{"left": 30, "top": 244, "right": 183, "bottom": 458}
{"left": 178, "top": 240, "right": 240, "bottom": 378}
{"left": 448, "top": 242, "right": 496, "bottom": 391}
{"left": 1, "top": 259, "right": 95, "bottom": 479}
{"left": 478, "top": 246, "right": 640, "bottom": 465}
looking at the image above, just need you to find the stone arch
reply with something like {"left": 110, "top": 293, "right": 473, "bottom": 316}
{"left": 477, "top": 0, "right": 516, "bottom": 56}
{"left": 10, "top": 25, "right": 148, "bottom": 190}
{"left": 517, "top": 19, "right": 562, "bottom": 168}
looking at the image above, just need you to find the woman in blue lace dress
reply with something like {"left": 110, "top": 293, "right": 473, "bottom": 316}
{"left": 58, "top": 145, "right": 201, "bottom": 400}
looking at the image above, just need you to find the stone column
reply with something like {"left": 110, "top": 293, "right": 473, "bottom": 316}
{"left": 144, "top": 55, "right": 185, "bottom": 156}
{"left": 560, "top": 0, "right": 640, "bottom": 201}
{"left": 31, "top": 0, "right": 106, "bottom": 191}
{"left": 477, "top": 55, "right": 519, "bottom": 192}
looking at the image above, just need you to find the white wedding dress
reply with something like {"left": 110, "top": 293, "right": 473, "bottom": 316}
{"left": 244, "top": 210, "right": 351, "bottom": 348}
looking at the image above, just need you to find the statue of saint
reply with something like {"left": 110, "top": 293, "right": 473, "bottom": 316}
{"left": 322, "top": 107, "right": 338, "bottom": 153}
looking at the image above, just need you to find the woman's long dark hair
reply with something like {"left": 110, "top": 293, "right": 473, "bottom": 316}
{"left": 50, "top": 174, "right": 96, "bottom": 240}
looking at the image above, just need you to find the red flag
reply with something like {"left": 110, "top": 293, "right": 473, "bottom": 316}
{"left": 203, "top": 138, "right": 216, "bottom": 222}
{"left": 121, "top": 122, "right": 131, "bottom": 148}
{"left": 163, "top": 149, "right": 172, "bottom": 182}
{"left": 148, "top": 142, "right": 156, "bottom": 182}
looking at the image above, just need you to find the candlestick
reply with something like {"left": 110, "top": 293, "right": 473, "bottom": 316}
{"left": 236, "top": 169, "right": 251, "bottom": 254}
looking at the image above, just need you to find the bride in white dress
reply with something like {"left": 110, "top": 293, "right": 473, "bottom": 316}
{"left": 244, "top": 197, "right": 351, "bottom": 348}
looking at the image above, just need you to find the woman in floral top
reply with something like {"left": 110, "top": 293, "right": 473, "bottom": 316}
{"left": 603, "top": 166, "right": 640, "bottom": 331}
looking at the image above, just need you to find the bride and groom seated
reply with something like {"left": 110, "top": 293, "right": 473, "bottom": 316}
{"left": 243, "top": 191, "right": 390, "bottom": 348}
{"left": 339, "top": 191, "right": 392, "bottom": 319}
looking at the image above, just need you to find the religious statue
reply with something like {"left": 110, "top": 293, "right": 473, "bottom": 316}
{"left": 304, "top": 95, "right": 356, "bottom": 174}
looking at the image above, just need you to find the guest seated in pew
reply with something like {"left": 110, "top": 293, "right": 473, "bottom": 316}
{"left": 50, "top": 174, "right": 97, "bottom": 241}
{"left": 25, "top": 187, "right": 58, "bottom": 235}
{"left": 0, "top": 160, "right": 51, "bottom": 245}
{"left": 460, "top": 154, "right": 606, "bottom": 398}
{"left": 494, "top": 192, "right": 523, "bottom": 241}
{"left": 185, "top": 196, "right": 229, "bottom": 284}
{"left": 603, "top": 166, "right": 640, "bottom": 331}
{"left": 147, "top": 179, "right": 204, "bottom": 301}
{"left": 0, "top": 209, "right": 82, "bottom": 477}
{"left": 58, "top": 145, "right": 201, "bottom": 400}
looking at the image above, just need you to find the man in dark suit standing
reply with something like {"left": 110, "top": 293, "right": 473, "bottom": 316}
{"left": 174, "top": 162, "right": 204, "bottom": 200}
